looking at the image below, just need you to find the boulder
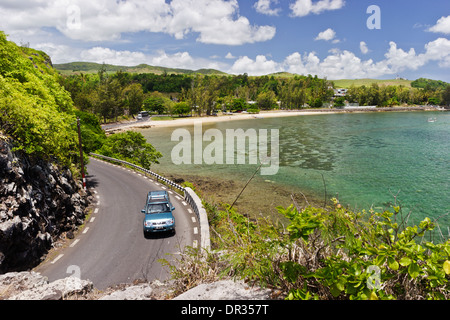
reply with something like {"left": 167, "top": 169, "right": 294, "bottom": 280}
{"left": 173, "top": 280, "right": 272, "bottom": 300}
{"left": 1, "top": 271, "right": 94, "bottom": 300}
{"left": 0, "top": 271, "right": 48, "bottom": 298}
{"left": 99, "top": 284, "right": 154, "bottom": 300}
{"left": 7, "top": 275, "right": 93, "bottom": 300}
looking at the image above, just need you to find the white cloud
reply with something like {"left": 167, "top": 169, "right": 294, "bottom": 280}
{"left": 35, "top": 44, "right": 224, "bottom": 71}
{"left": 422, "top": 37, "right": 450, "bottom": 67}
{"left": 360, "top": 41, "right": 369, "bottom": 54}
{"left": 428, "top": 15, "right": 450, "bottom": 34}
{"left": 230, "top": 55, "right": 283, "bottom": 76}
{"left": 225, "top": 52, "right": 236, "bottom": 59}
{"left": 33, "top": 42, "right": 81, "bottom": 64}
{"left": 282, "top": 50, "right": 389, "bottom": 79}
{"left": 384, "top": 42, "right": 424, "bottom": 72}
{"left": 78, "top": 47, "right": 226, "bottom": 70}
{"left": 290, "top": 0, "right": 345, "bottom": 17}
{"left": 165, "top": 0, "right": 276, "bottom": 45}
{"left": 230, "top": 38, "right": 450, "bottom": 79}
{"left": 254, "top": 0, "right": 281, "bottom": 16}
{"left": 80, "top": 47, "right": 148, "bottom": 66}
{"left": 315, "top": 28, "right": 336, "bottom": 41}
{"left": 0, "top": 0, "right": 276, "bottom": 45}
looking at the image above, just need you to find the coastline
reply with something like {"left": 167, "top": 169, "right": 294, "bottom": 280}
{"left": 103, "top": 106, "right": 443, "bottom": 133}
{"left": 109, "top": 106, "right": 448, "bottom": 223}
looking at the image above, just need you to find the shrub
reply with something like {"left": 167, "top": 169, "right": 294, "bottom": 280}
{"left": 0, "top": 31, "right": 79, "bottom": 166}
{"left": 167, "top": 198, "right": 449, "bottom": 300}
{"left": 96, "top": 131, "right": 162, "bottom": 169}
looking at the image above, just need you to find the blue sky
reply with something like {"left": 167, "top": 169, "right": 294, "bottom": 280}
{"left": 1, "top": 0, "right": 449, "bottom": 81}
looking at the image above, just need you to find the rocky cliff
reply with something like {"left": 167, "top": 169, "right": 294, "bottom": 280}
{"left": 0, "top": 271, "right": 274, "bottom": 300}
{"left": 0, "top": 135, "right": 89, "bottom": 273}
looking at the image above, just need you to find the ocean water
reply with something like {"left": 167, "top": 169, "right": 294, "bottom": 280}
{"left": 140, "top": 111, "right": 450, "bottom": 231}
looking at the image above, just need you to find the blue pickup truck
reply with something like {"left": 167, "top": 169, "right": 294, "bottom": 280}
{"left": 141, "top": 190, "right": 176, "bottom": 235}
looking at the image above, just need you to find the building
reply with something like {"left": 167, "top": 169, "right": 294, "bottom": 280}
{"left": 334, "top": 88, "right": 348, "bottom": 97}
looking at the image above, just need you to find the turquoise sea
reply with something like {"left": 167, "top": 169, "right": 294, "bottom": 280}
{"left": 140, "top": 111, "right": 450, "bottom": 233}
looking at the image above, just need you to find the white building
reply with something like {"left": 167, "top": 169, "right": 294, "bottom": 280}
{"left": 334, "top": 88, "right": 348, "bottom": 97}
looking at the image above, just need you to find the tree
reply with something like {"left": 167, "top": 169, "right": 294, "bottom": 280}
{"left": 441, "top": 85, "right": 450, "bottom": 106}
{"left": 95, "top": 77, "right": 123, "bottom": 123}
{"left": 143, "top": 92, "right": 166, "bottom": 115}
{"left": 123, "top": 83, "right": 144, "bottom": 116}
{"left": 96, "top": 131, "right": 162, "bottom": 169}
{"left": 333, "top": 97, "right": 346, "bottom": 108}
{"left": 74, "top": 109, "right": 106, "bottom": 153}
{"left": 0, "top": 31, "right": 78, "bottom": 166}
{"left": 309, "top": 97, "right": 323, "bottom": 108}
{"left": 428, "top": 96, "right": 441, "bottom": 105}
{"left": 231, "top": 98, "right": 248, "bottom": 112}
{"left": 173, "top": 102, "right": 191, "bottom": 116}
{"left": 256, "top": 90, "right": 277, "bottom": 110}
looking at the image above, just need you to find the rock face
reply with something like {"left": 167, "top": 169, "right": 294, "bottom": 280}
{"left": 0, "top": 272, "right": 93, "bottom": 300}
{"left": 172, "top": 280, "right": 273, "bottom": 300}
{"left": 0, "top": 138, "right": 88, "bottom": 273}
{"left": 0, "top": 272, "right": 274, "bottom": 300}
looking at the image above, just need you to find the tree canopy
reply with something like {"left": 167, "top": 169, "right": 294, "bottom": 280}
{"left": 0, "top": 31, "right": 79, "bottom": 167}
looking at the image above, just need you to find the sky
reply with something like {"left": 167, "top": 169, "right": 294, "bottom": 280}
{"left": 1, "top": 0, "right": 449, "bottom": 81}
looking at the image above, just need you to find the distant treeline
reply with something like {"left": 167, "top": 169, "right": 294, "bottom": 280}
{"left": 58, "top": 68, "right": 450, "bottom": 123}
{"left": 345, "top": 82, "right": 449, "bottom": 107}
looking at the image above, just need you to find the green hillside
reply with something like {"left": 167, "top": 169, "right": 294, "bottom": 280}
{"left": 0, "top": 31, "right": 79, "bottom": 166}
{"left": 266, "top": 73, "right": 414, "bottom": 88}
{"left": 332, "top": 78, "right": 412, "bottom": 88}
{"left": 54, "top": 61, "right": 227, "bottom": 76}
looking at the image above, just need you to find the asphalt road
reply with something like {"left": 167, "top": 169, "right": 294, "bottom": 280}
{"left": 35, "top": 158, "right": 200, "bottom": 290}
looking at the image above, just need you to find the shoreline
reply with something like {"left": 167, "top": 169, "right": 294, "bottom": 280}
{"left": 103, "top": 106, "right": 444, "bottom": 133}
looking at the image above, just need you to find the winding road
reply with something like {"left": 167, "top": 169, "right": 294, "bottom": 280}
{"left": 35, "top": 157, "right": 200, "bottom": 290}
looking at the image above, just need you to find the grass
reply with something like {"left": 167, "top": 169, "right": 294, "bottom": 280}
{"left": 54, "top": 62, "right": 226, "bottom": 76}
{"left": 332, "top": 78, "right": 412, "bottom": 88}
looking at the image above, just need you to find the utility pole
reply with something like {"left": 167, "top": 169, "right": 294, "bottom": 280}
{"left": 77, "top": 117, "right": 86, "bottom": 192}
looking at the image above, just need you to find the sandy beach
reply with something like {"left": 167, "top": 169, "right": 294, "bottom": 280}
{"left": 102, "top": 106, "right": 442, "bottom": 132}
{"left": 103, "top": 110, "right": 328, "bottom": 132}
{"left": 103, "top": 105, "right": 443, "bottom": 132}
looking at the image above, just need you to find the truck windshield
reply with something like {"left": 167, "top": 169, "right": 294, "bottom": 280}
{"left": 146, "top": 203, "right": 170, "bottom": 214}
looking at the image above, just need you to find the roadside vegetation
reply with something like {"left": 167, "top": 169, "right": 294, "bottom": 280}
{"left": 0, "top": 32, "right": 162, "bottom": 175}
{"left": 0, "top": 31, "right": 80, "bottom": 168}
{"left": 163, "top": 197, "right": 450, "bottom": 300}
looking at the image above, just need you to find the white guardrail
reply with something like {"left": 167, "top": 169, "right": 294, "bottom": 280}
{"left": 90, "top": 153, "right": 211, "bottom": 250}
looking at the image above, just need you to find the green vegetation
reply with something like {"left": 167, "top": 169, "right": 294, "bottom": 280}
{"left": 411, "top": 78, "right": 449, "bottom": 91}
{"left": 61, "top": 71, "right": 336, "bottom": 121}
{"left": 345, "top": 82, "right": 447, "bottom": 107}
{"left": 143, "top": 92, "right": 173, "bottom": 115}
{"left": 96, "top": 131, "right": 162, "bottom": 170}
{"left": 0, "top": 31, "right": 79, "bottom": 167}
{"left": 60, "top": 65, "right": 450, "bottom": 124}
{"left": 164, "top": 199, "right": 449, "bottom": 300}
{"left": 54, "top": 62, "right": 226, "bottom": 76}
{"left": 333, "top": 78, "right": 412, "bottom": 89}
{"left": 0, "top": 32, "right": 162, "bottom": 177}
{"left": 74, "top": 109, "right": 106, "bottom": 154}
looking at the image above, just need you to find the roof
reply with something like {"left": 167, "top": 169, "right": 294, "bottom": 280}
{"left": 147, "top": 190, "right": 169, "bottom": 203}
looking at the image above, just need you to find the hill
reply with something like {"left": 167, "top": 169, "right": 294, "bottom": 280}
{"left": 266, "top": 73, "right": 414, "bottom": 88}
{"left": 411, "top": 78, "right": 449, "bottom": 90}
{"left": 0, "top": 31, "right": 90, "bottom": 273}
{"left": 0, "top": 31, "right": 79, "bottom": 166}
{"left": 332, "top": 78, "right": 412, "bottom": 88}
{"left": 54, "top": 61, "right": 227, "bottom": 76}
